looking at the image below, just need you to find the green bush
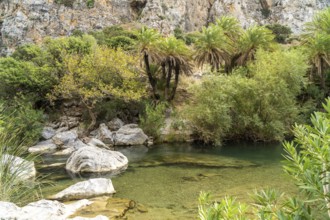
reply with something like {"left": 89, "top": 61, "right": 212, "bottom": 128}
{"left": 0, "top": 98, "right": 44, "bottom": 147}
{"left": 184, "top": 48, "right": 308, "bottom": 144}
{"left": 0, "top": 103, "right": 44, "bottom": 205}
{"left": 89, "top": 26, "right": 137, "bottom": 50}
{"left": 106, "top": 36, "right": 135, "bottom": 50}
{"left": 0, "top": 57, "right": 56, "bottom": 100}
{"left": 266, "top": 23, "right": 292, "bottom": 43}
{"left": 139, "top": 102, "right": 167, "bottom": 140}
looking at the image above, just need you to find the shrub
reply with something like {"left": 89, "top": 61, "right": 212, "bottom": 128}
{"left": 139, "top": 102, "right": 167, "bottom": 140}
{"left": 184, "top": 48, "right": 308, "bottom": 144}
{"left": 0, "top": 98, "right": 44, "bottom": 147}
{"left": 0, "top": 57, "right": 56, "bottom": 100}
{"left": 266, "top": 23, "right": 292, "bottom": 43}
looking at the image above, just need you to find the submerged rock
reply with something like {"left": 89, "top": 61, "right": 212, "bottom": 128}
{"left": 73, "top": 196, "right": 134, "bottom": 219}
{"left": 29, "top": 139, "right": 57, "bottom": 154}
{"left": 0, "top": 199, "right": 91, "bottom": 220}
{"left": 114, "top": 124, "right": 148, "bottom": 146}
{"left": 51, "top": 178, "right": 116, "bottom": 201}
{"left": 66, "top": 146, "right": 128, "bottom": 174}
{"left": 132, "top": 154, "right": 259, "bottom": 169}
{"left": 69, "top": 215, "right": 109, "bottom": 220}
{"left": 1, "top": 154, "right": 36, "bottom": 180}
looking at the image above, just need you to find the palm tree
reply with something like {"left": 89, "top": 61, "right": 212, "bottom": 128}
{"left": 305, "top": 7, "right": 330, "bottom": 35}
{"left": 303, "top": 8, "right": 330, "bottom": 93}
{"left": 304, "top": 33, "right": 330, "bottom": 91}
{"left": 160, "top": 36, "right": 192, "bottom": 101}
{"left": 234, "top": 26, "right": 274, "bottom": 67}
{"left": 215, "top": 16, "right": 242, "bottom": 40}
{"left": 136, "top": 27, "right": 163, "bottom": 100}
{"left": 194, "top": 25, "right": 229, "bottom": 72}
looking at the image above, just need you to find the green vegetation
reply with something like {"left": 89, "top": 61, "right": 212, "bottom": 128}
{"left": 1, "top": 8, "right": 330, "bottom": 146}
{"left": 55, "top": 0, "right": 94, "bottom": 8}
{"left": 194, "top": 16, "right": 275, "bottom": 74}
{"left": 50, "top": 46, "right": 145, "bottom": 133}
{"left": 139, "top": 102, "right": 167, "bottom": 140}
{"left": 184, "top": 49, "right": 308, "bottom": 145}
{"left": 0, "top": 103, "right": 43, "bottom": 205}
{"left": 265, "top": 23, "right": 292, "bottom": 43}
{"left": 198, "top": 99, "right": 330, "bottom": 219}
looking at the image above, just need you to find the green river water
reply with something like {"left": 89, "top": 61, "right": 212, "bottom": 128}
{"left": 38, "top": 142, "right": 297, "bottom": 220}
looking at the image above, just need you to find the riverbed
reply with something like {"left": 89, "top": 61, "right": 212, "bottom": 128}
{"left": 38, "top": 142, "right": 296, "bottom": 219}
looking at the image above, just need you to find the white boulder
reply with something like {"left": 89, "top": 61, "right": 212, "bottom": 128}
{"left": 50, "top": 178, "right": 115, "bottom": 201}
{"left": 66, "top": 146, "right": 128, "bottom": 174}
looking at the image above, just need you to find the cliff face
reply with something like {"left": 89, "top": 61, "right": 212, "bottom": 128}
{"left": 1, "top": 0, "right": 330, "bottom": 54}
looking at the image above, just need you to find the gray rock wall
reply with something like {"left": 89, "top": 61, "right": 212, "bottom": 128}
{"left": 1, "top": 0, "right": 330, "bottom": 54}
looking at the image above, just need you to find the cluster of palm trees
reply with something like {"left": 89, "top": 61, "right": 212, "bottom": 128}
{"left": 304, "top": 8, "right": 330, "bottom": 92}
{"left": 136, "top": 16, "right": 276, "bottom": 101}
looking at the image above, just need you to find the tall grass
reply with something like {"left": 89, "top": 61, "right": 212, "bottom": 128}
{"left": 0, "top": 102, "right": 43, "bottom": 206}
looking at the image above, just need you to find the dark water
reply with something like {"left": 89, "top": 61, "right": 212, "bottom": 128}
{"left": 38, "top": 142, "right": 296, "bottom": 220}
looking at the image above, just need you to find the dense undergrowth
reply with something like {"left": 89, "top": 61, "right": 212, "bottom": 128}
{"left": 1, "top": 9, "right": 330, "bottom": 147}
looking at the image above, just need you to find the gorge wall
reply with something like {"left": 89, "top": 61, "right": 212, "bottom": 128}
{"left": 1, "top": 0, "right": 330, "bottom": 54}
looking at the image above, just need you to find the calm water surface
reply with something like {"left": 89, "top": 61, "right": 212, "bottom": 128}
{"left": 38, "top": 142, "right": 296, "bottom": 220}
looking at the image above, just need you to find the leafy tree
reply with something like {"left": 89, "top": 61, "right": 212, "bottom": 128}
{"left": 50, "top": 46, "right": 145, "bottom": 133}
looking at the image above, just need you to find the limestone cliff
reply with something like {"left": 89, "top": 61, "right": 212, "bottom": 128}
{"left": 1, "top": 0, "right": 330, "bottom": 54}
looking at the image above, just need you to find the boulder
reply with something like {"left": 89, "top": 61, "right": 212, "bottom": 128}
{"left": 50, "top": 178, "right": 116, "bottom": 201}
{"left": 107, "top": 118, "right": 124, "bottom": 131}
{"left": 66, "top": 146, "right": 128, "bottom": 174}
{"left": 41, "top": 126, "right": 56, "bottom": 140}
{"left": 52, "top": 130, "right": 78, "bottom": 146}
{"left": 0, "top": 199, "right": 92, "bottom": 220}
{"left": 28, "top": 140, "right": 57, "bottom": 154}
{"left": 96, "top": 123, "right": 114, "bottom": 145}
{"left": 114, "top": 124, "right": 148, "bottom": 146}
{"left": 1, "top": 154, "right": 36, "bottom": 180}
{"left": 64, "top": 139, "right": 89, "bottom": 150}
{"left": 88, "top": 138, "right": 111, "bottom": 150}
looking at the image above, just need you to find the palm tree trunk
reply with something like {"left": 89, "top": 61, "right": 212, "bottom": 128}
{"left": 144, "top": 53, "right": 159, "bottom": 100}
{"left": 170, "top": 64, "right": 180, "bottom": 101}
{"left": 165, "top": 62, "right": 172, "bottom": 101}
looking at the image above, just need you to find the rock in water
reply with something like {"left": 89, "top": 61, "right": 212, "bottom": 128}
{"left": 0, "top": 199, "right": 92, "bottom": 220}
{"left": 66, "top": 146, "right": 128, "bottom": 174}
{"left": 96, "top": 123, "right": 114, "bottom": 145}
{"left": 52, "top": 130, "right": 78, "bottom": 146}
{"left": 88, "top": 138, "right": 111, "bottom": 150}
{"left": 28, "top": 139, "right": 57, "bottom": 154}
{"left": 114, "top": 124, "right": 148, "bottom": 146}
{"left": 50, "top": 178, "right": 116, "bottom": 201}
{"left": 0, "top": 154, "right": 36, "bottom": 180}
